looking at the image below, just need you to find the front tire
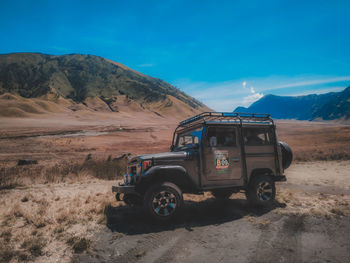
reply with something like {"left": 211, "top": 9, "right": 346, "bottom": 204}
{"left": 246, "top": 175, "right": 276, "bottom": 205}
{"left": 144, "top": 182, "right": 183, "bottom": 221}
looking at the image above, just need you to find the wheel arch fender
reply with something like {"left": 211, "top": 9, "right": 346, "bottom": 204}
{"left": 142, "top": 165, "right": 196, "bottom": 192}
{"left": 249, "top": 168, "right": 274, "bottom": 185}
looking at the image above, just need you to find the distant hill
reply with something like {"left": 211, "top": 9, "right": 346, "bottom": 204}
{"left": 0, "top": 52, "right": 210, "bottom": 118}
{"left": 235, "top": 87, "right": 350, "bottom": 121}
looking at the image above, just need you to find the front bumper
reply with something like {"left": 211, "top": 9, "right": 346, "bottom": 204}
{"left": 112, "top": 182, "right": 137, "bottom": 194}
{"left": 112, "top": 182, "right": 140, "bottom": 202}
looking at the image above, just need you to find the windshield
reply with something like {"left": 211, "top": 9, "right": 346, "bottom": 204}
{"left": 174, "top": 127, "right": 203, "bottom": 150}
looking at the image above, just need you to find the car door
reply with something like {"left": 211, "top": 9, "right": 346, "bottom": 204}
{"left": 242, "top": 126, "right": 277, "bottom": 176}
{"left": 202, "top": 125, "right": 242, "bottom": 183}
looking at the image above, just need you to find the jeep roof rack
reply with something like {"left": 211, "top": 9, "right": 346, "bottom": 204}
{"left": 178, "top": 112, "right": 274, "bottom": 128}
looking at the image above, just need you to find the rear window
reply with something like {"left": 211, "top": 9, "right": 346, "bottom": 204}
{"left": 243, "top": 128, "right": 273, "bottom": 146}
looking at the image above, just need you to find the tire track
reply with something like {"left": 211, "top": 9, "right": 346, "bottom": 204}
{"left": 114, "top": 232, "right": 170, "bottom": 263}
{"left": 151, "top": 229, "right": 199, "bottom": 263}
{"left": 250, "top": 215, "right": 304, "bottom": 263}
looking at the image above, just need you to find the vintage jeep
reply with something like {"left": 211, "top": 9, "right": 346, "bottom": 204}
{"left": 112, "top": 112, "right": 292, "bottom": 221}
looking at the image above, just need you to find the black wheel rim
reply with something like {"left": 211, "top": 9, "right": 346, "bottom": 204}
{"left": 256, "top": 181, "right": 273, "bottom": 201}
{"left": 152, "top": 190, "right": 177, "bottom": 217}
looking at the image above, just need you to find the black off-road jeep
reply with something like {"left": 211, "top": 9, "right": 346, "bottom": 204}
{"left": 112, "top": 112, "right": 292, "bottom": 221}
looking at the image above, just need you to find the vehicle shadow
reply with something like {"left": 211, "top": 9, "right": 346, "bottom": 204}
{"left": 105, "top": 197, "right": 286, "bottom": 235}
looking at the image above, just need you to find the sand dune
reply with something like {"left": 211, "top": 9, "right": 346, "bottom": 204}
{"left": 0, "top": 92, "right": 207, "bottom": 121}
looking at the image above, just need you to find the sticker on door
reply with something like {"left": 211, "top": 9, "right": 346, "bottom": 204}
{"left": 215, "top": 150, "right": 230, "bottom": 173}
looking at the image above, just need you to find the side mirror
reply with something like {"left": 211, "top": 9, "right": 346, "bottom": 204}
{"left": 170, "top": 145, "right": 175, "bottom": 151}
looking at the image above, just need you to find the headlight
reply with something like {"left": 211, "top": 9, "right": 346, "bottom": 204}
{"left": 124, "top": 174, "right": 134, "bottom": 184}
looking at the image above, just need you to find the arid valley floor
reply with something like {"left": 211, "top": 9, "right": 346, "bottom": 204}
{"left": 1, "top": 112, "right": 350, "bottom": 263}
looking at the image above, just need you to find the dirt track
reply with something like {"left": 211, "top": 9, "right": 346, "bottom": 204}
{"left": 73, "top": 161, "right": 350, "bottom": 263}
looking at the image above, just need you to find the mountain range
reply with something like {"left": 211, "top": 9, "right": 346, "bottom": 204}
{"left": 1, "top": 52, "right": 349, "bottom": 122}
{"left": 235, "top": 87, "right": 350, "bottom": 121}
{"left": 0, "top": 53, "right": 210, "bottom": 118}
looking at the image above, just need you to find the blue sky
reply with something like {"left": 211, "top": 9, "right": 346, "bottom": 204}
{"left": 0, "top": 0, "right": 350, "bottom": 110}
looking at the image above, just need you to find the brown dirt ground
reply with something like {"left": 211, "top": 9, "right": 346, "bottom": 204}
{"left": 1, "top": 115, "right": 349, "bottom": 167}
{"left": 1, "top": 162, "right": 349, "bottom": 263}
{"left": 1, "top": 113, "right": 350, "bottom": 262}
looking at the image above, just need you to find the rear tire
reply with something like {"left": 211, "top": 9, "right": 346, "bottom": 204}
{"left": 246, "top": 175, "right": 276, "bottom": 205}
{"left": 144, "top": 182, "right": 183, "bottom": 221}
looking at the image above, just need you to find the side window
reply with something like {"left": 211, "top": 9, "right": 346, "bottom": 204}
{"left": 176, "top": 127, "right": 202, "bottom": 148}
{"left": 178, "top": 136, "right": 194, "bottom": 147}
{"left": 243, "top": 128, "right": 273, "bottom": 146}
{"left": 206, "top": 127, "right": 236, "bottom": 147}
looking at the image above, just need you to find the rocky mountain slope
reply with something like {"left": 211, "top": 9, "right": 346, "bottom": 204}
{"left": 235, "top": 87, "right": 350, "bottom": 121}
{"left": 0, "top": 53, "right": 210, "bottom": 118}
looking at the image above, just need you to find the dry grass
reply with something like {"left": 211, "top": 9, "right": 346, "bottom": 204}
{"left": 66, "top": 236, "right": 91, "bottom": 254}
{"left": 277, "top": 122, "right": 350, "bottom": 162}
{"left": 81, "top": 155, "right": 128, "bottom": 180}
{"left": 0, "top": 155, "right": 127, "bottom": 190}
{"left": 244, "top": 216, "right": 272, "bottom": 228}
{"left": 0, "top": 133, "right": 128, "bottom": 261}
{"left": 274, "top": 187, "right": 350, "bottom": 218}
{"left": 20, "top": 237, "right": 46, "bottom": 257}
{"left": 0, "top": 180, "right": 121, "bottom": 262}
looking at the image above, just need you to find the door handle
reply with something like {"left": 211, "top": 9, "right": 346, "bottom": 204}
{"left": 232, "top": 157, "right": 239, "bottom": 162}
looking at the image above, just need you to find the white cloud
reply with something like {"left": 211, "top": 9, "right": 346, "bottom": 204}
{"left": 242, "top": 82, "right": 264, "bottom": 106}
{"left": 287, "top": 86, "right": 345, "bottom": 96}
{"left": 272, "top": 76, "right": 350, "bottom": 90}
{"left": 243, "top": 92, "right": 264, "bottom": 105}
